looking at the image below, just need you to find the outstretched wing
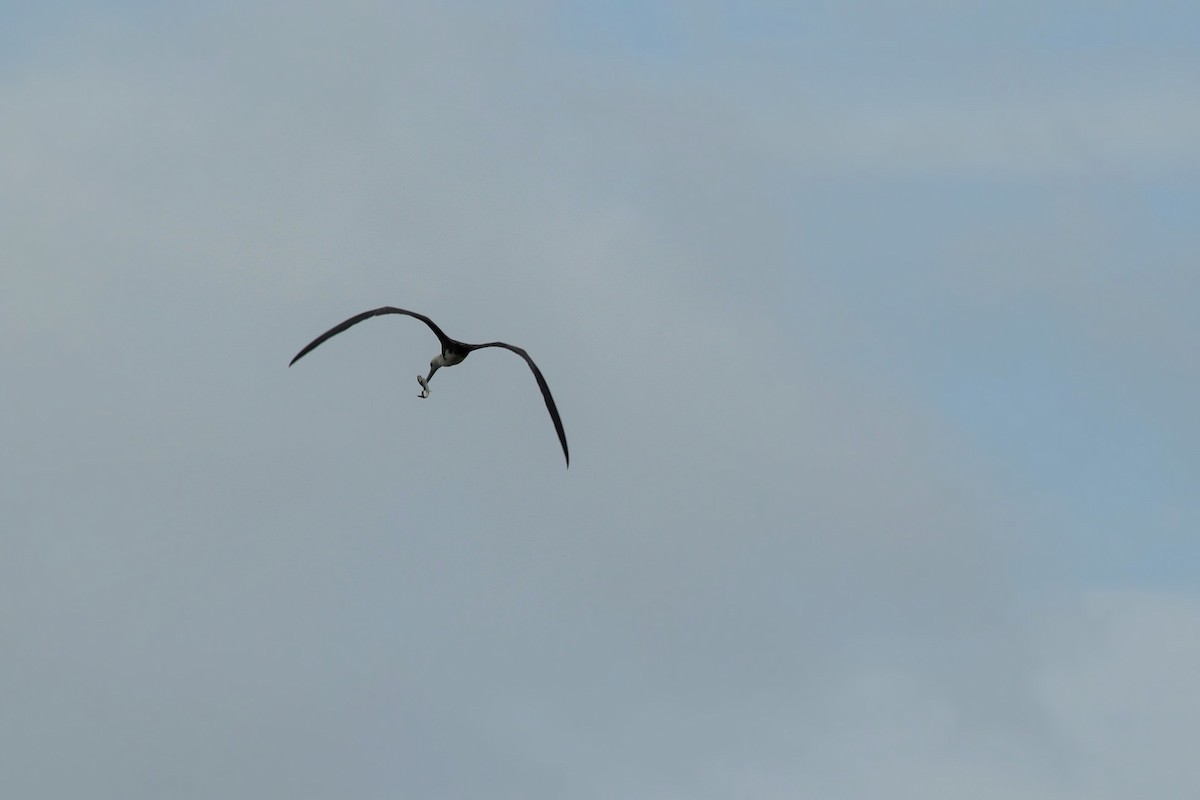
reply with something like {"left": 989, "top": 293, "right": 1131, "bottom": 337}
{"left": 469, "top": 341, "right": 570, "bottom": 467}
{"left": 289, "top": 307, "right": 452, "bottom": 367}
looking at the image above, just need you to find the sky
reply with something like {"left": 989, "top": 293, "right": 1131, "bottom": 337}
{"left": 3, "top": 1, "right": 1199, "bottom": 797}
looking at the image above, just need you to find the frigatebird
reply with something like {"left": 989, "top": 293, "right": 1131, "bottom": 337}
{"left": 289, "top": 307, "right": 569, "bottom": 466}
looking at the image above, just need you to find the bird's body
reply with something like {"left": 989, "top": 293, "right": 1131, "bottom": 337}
{"left": 289, "top": 306, "right": 569, "bottom": 466}
{"left": 431, "top": 348, "right": 467, "bottom": 368}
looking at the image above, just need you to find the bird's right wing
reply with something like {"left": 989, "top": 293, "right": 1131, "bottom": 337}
{"left": 470, "top": 341, "right": 570, "bottom": 467}
{"left": 289, "top": 307, "right": 452, "bottom": 367}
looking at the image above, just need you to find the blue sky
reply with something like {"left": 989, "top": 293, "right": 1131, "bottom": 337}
{"left": 596, "top": 1, "right": 1198, "bottom": 580}
{"left": 3, "top": 1, "right": 1199, "bottom": 797}
{"left": 546, "top": 0, "right": 1200, "bottom": 588}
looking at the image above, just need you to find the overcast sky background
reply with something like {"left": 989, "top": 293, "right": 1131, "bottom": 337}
{"left": 3, "top": 2, "right": 1199, "bottom": 797}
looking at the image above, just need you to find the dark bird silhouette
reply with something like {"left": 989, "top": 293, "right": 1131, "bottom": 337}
{"left": 289, "top": 307, "right": 569, "bottom": 466}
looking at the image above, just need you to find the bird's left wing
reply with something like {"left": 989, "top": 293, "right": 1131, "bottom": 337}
{"left": 289, "top": 306, "right": 452, "bottom": 367}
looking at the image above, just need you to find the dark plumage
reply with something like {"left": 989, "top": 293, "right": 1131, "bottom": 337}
{"left": 289, "top": 307, "right": 569, "bottom": 467}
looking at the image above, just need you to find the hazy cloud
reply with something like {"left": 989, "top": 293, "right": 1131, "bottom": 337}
{"left": 3, "top": 2, "right": 1197, "bottom": 797}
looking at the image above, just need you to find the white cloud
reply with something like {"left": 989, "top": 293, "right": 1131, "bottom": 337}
{"left": 1036, "top": 589, "right": 1200, "bottom": 798}
{"left": 736, "top": 83, "right": 1200, "bottom": 178}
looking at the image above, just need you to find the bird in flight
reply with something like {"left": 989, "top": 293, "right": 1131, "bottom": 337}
{"left": 289, "top": 307, "right": 569, "bottom": 466}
